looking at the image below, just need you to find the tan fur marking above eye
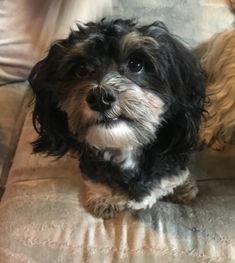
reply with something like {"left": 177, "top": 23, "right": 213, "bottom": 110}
{"left": 67, "top": 42, "right": 88, "bottom": 58}
{"left": 121, "top": 31, "right": 159, "bottom": 55}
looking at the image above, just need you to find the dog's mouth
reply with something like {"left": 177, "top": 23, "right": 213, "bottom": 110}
{"left": 97, "top": 115, "right": 131, "bottom": 127}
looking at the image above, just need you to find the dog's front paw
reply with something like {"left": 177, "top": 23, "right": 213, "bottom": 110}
{"left": 85, "top": 196, "right": 126, "bottom": 219}
{"left": 82, "top": 180, "right": 127, "bottom": 219}
{"left": 169, "top": 176, "right": 199, "bottom": 204}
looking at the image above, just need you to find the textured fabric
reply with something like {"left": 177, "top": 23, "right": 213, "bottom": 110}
{"left": 0, "top": 0, "right": 41, "bottom": 84}
{"left": 0, "top": 110, "right": 235, "bottom": 263}
{"left": 112, "top": 0, "right": 234, "bottom": 47}
{"left": 0, "top": 82, "right": 30, "bottom": 192}
{"left": 0, "top": 0, "right": 112, "bottom": 84}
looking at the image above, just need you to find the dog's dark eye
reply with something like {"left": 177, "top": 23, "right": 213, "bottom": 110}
{"left": 128, "top": 57, "right": 144, "bottom": 73}
{"left": 75, "top": 62, "right": 89, "bottom": 77}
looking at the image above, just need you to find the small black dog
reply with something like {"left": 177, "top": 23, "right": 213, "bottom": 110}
{"left": 29, "top": 19, "right": 205, "bottom": 218}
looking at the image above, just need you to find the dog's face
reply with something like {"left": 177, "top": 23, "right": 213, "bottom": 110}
{"left": 59, "top": 26, "right": 166, "bottom": 150}
{"left": 29, "top": 20, "right": 205, "bottom": 156}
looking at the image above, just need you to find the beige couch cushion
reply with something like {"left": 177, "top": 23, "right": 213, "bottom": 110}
{"left": 0, "top": 82, "right": 30, "bottom": 192}
{"left": 0, "top": 108, "right": 235, "bottom": 262}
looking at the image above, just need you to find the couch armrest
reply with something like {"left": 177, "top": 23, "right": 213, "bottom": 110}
{"left": 0, "top": 82, "right": 31, "bottom": 198}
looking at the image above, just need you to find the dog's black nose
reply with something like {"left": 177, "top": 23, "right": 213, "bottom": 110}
{"left": 86, "top": 88, "right": 117, "bottom": 112}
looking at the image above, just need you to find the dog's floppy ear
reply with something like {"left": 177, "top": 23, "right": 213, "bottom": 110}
{"left": 29, "top": 40, "right": 75, "bottom": 157}
{"left": 168, "top": 38, "right": 205, "bottom": 154}
{"left": 146, "top": 21, "right": 205, "bottom": 154}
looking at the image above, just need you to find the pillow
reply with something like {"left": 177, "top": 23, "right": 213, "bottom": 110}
{"left": 0, "top": 0, "right": 112, "bottom": 85}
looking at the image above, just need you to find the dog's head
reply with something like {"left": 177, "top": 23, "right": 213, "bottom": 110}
{"left": 29, "top": 19, "right": 205, "bottom": 157}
